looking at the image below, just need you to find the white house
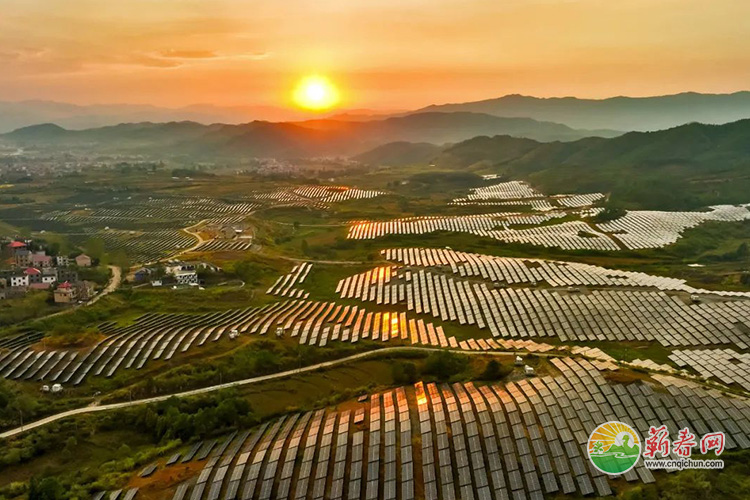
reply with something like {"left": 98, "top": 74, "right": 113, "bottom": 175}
{"left": 174, "top": 270, "right": 198, "bottom": 285}
{"left": 9, "top": 274, "right": 29, "bottom": 287}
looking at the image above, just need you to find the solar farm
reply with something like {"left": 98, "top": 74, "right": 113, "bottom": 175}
{"left": 348, "top": 181, "right": 750, "bottom": 252}
{"left": 2, "top": 170, "right": 750, "bottom": 499}
{"left": 104, "top": 357, "right": 750, "bottom": 499}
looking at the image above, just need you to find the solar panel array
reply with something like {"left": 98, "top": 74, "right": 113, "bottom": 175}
{"left": 597, "top": 204, "right": 750, "bottom": 249}
{"left": 251, "top": 185, "right": 385, "bottom": 208}
{"left": 337, "top": 262, "right": 750, "bottom": 349}
{"left": 670, "top": 349, "right": 750, "bottom": 391}
{"left": 556, "top": 193, "right": 605, "bottom": 208}
{"left": 137, "top": 358, "right": 750, "bottom": 500}
{"left": 0, "top": 299, "right": 461, "bottom": 384}
{"left": 452, "top": 181, "right": 542, "bottom": 202}
{"left": 347, "top": 211, "right": 592, "bottom": 243}
{"left": 193, "top": 239, "right": 255, "bottom": 253}
{"left": 380, "top": 247, "right": 750, "bottom": 297}
{"left": 266, "top": 262, "right": 312, "bottom": 299}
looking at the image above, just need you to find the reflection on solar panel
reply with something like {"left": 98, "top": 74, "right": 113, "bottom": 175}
{"left": 131, "top": 358, "right": 750, "bottom": 499}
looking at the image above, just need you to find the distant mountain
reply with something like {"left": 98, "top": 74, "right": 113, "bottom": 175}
{"left": 0, "top": 112, "right": 619, "bottom": 159}
{"left": 416, "top": 91, "right": 750, "bottom": 132}
{"left": 434, "top": 119, "right": 750, "bottom": 210}
{"left": 352, "top": 142, "right": 442, "bottom": 166}
{"left": 0, "top": 100, "right": 327, "bottom": 133}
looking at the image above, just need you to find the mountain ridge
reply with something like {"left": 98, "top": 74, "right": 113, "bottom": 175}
{"left": 415, "top": 91, "right": 750, "bottom": 131}
{"left": 1, "top": 112, "right": 620, "bottom": 158}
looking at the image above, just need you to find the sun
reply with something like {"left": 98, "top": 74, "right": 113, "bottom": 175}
{"left": 293, "top": 75, "right": 340, "bottom": 111}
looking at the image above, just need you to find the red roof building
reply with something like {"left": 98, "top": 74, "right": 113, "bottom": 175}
{"left": 8, "top": 241, "right": 26, "bottom": 249}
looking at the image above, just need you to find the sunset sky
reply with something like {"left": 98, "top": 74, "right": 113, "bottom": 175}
{"left": 2, "top": 0, "right": 749, "bottom": 111}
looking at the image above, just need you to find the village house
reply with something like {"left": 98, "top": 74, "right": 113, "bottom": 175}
{"left": 53, "top": 281, "right": 76, "bottom": 303}
{"left": 9, "top": 273, "right": 29, "bottom": 288}
{"left": 55, "top": 255, "right": 71, "bottom": 267}
{"left": 14, "top": 249, "right": 31, "bottom": 267}
{"left": 24, "top": 267, "right": 42, "bottom": 284}
{"left": 75, "top": 254, "right": 92, "bottom": 267}
{"left": 174, "top": 270, "right": 199, "bottom": 285}
{"left": 219, "top": 225, "right": 244, "bottom": 239}
{"left": 133, "top": 267, "right": 152, "bottom": 282}
{"left": 31, "top": 251, "right": 53, "bottom": 268}
{"left": 56, "top": 268, "right": 78, "bottom": 282}
{"left": 75, "top": 280, "right": 96, "bottom": 301}
{"left": 42, "top": 268, "right": 57, "bottom": 285}
{"left": 8, "top": 240, "right": 27, "bottom": 253}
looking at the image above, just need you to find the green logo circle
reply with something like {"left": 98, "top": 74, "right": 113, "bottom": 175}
{"left": 587, "top": 421, "right": 641, "bottom": 475}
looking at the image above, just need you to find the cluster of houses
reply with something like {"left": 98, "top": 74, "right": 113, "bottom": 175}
{"left": 133, "top": 259, "right": 221, "bottom": 288}
{"left": 1, "top": 240, "right": 97, "bottom": 303}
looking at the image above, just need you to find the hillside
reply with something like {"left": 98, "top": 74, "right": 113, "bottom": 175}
{"left": 436, "top": 119, "right": 750, "bottom": 209}
{"left": 352, "top": 141, "right": 442, "bottom": 166}
{"left": 0, "top": 112, "right": 619, "bottom": 158}
{"left": 417, "top": 91, "right": 750, "bottom": 131}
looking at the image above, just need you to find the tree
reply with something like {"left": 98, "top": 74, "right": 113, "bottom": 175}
{"left": 391, "top": 361, "right": 418, "bottom": 384}
{"left": 83, "top": 238, "right": 105, "bottom": 261}
{"left": 424, "top": 351, "right": 468, "bottom": 381}
{"left": 28, "top": 476, "right": 64, "bottom": 500}
{"left": 10, "top": 393, "right": 38, "bottom": 427}
{"left": 592, "top": 441, "right": 604, "bottom": 454}
{"left": 64, "top": 436, "right": 77, "bottom": 452}
{"left": 480, "top": 360, "right": 506, "bottom": 380}
{"left": 736, "top": 242, "right": 749, "bottom": 259}
{"left": 233, "top": 260, "right": 264, "bottom": 285}
{"left": 300, "top": 239, "right": 310, "bottom": 256}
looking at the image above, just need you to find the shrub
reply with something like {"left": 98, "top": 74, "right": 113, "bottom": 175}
{"left": 423, "top": 351, "right": 469, "bottom": 381}
{"left": 391, "top": 361, "right": 418, "bottom": 384}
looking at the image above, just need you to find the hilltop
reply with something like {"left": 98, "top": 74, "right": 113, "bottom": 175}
{"left": 417, "top": 91, "right": 750, "bottom": 131}
{"left": 432, "top": 119, "right": 750, "bottom": 209}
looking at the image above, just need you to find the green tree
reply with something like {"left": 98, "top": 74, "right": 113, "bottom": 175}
{"left": 479, "top": 359, "right": 508, "bottom": 380}
{"left": 28, "top": 476, "right": 63, "bottom": 500}
{"left": 592, "top": 441, "right": 604, "bottom": 454}
{"left": 391, "top": 361, "right": 418, "bottom": 384}
{"left": 736, "top": 242, "right": 749, "bottom": 259}
{"left": 83, "top": 238, "right": 105, "bottom": 261}
{"left": 424, "top": 351, "right": 468, "bottom": 381}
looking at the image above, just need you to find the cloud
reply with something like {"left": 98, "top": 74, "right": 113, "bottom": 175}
{"left": 148, "top": 49, "right": 271, "bottom": 63}
{"left": 156, "top": 49, "right": 219, "bottom": 59}
{"left": 0, "top": 47, "right": 48, "bottom": 61}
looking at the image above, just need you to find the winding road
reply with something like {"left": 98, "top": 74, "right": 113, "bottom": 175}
{"left": 0, "top": 347, "right": 534, "bottom": 440}
{"left": 87, "top": 265, "right": 122, "bottom": 305}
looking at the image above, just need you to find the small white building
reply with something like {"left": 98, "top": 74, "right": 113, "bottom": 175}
{"left": 524, "top": 365, "right": 535, "bottom": 376}
{"left": 9, "top": 274, "right": 29, "bottom": 287}
{"left": 51, "top": 383, "right": 63, "bottom": 393}
{"left": 515, "top": 355, "right": 524, "bottom": 366}
{"left": 174, "top": 270, "right": 198, "bottom": 285}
